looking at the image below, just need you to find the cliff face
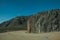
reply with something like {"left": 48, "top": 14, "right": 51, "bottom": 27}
{"left": 27, "top": 9, "right": 60, "bottom": 33}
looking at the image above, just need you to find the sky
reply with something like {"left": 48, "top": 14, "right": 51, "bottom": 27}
{"left": 0, "top": 0, "right": 60, "bottom": 23}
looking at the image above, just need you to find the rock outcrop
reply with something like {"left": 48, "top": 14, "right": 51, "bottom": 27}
{"left": 27, "top": 9, "right": 60, "bottom": 33}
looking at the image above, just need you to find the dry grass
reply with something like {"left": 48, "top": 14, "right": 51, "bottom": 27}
{"left": 0, "top": 30, "right": 60, "bottom": 40}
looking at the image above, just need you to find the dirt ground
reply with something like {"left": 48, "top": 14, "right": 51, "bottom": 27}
{"left": 0, "top": 30, "right": 60, "bottom": 40}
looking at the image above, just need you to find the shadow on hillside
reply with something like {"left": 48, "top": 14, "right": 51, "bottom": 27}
{"left": 0, "top": 30, "right": 27, "bottom": 33}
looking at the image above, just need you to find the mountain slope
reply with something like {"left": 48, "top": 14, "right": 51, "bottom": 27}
{"left": 0, "top": 16, "right": 29, "bottom": 32}
{"left": 0, "top": 9, "right": 60, "bottom": 33}
{"left": 27, "top": 9, "right": 60, "bottom": 33}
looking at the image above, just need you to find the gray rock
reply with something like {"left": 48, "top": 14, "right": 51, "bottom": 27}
{"left": 27, "top": 9, "right": 60, "bottom": 33}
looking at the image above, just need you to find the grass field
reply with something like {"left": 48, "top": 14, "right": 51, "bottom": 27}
{"left": 0, "top": 30, "right": 60, "bottom": 40}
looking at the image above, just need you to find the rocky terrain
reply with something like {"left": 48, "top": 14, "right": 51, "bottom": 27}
{"left": 27, "top": 9, "right": 60, "bottom": 33}
{"left": 0, "top": 16, "right": 29, "bottom": 32}
{"left": 0, "top": 9, "right": 60, "bottom": 33}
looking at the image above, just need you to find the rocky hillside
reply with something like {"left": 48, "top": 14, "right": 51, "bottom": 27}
{"left": 0, "top": 9, "right": 60, "bottom": 33}
{"left": 0, "top": 16, "right": 29, "bottom": 32}
{"left": 27, "top": 9, "right": 60, "bottom": 33}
